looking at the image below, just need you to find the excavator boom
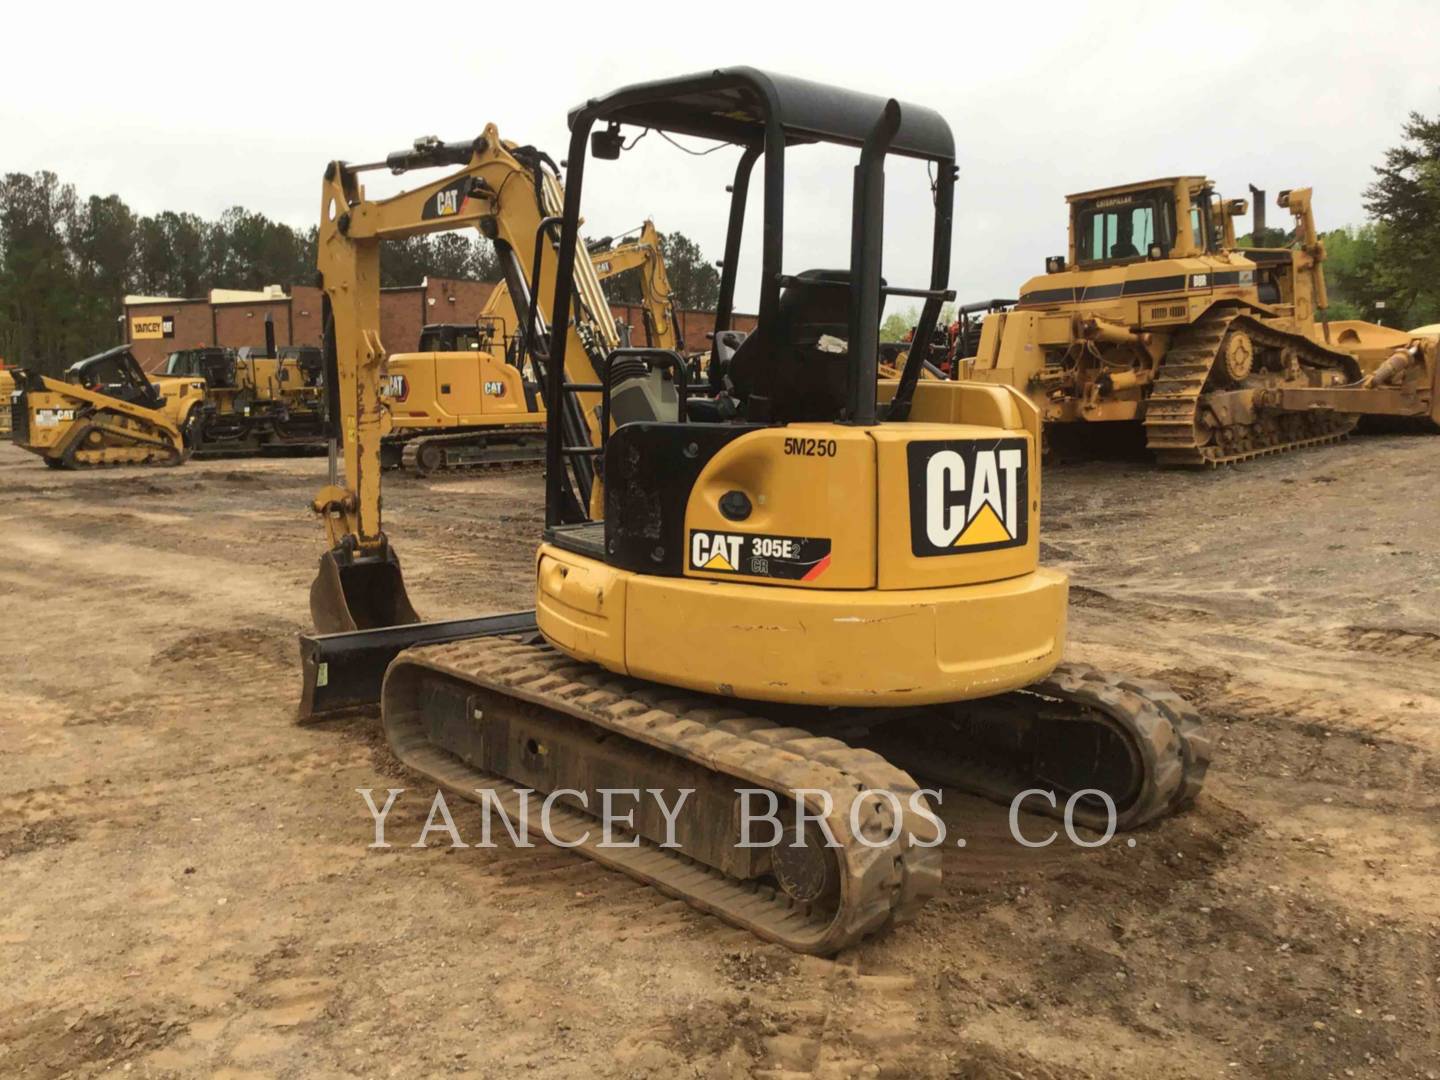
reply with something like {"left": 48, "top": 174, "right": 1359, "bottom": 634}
{"left": 309, "top": 127, "right": 619, "bottom": 633}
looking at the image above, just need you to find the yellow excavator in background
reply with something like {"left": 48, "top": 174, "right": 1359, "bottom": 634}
{"left": 587, "top": 219, "right": 683, "bottom": 352}
{"left": 965, "top": 178, "right": 1439, "bottom": 463}
{"left": 298, "top": 69, "right": 1209, "bottom": 955}
{"left": 10, "top": 346, "right": 199, "bottom": 468}
{"left": 377, "top": 216, "right": 685, "bottom": 474}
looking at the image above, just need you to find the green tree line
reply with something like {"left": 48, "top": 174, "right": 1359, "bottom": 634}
{"left": 0, "top": 171, "right": 500, "bottom": 373}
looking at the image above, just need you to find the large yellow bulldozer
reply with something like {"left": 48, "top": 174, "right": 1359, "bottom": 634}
{"left": 10, "top": 346, "right": 199, "bottom": 468}
{"left": 965, "top": 178, "right": 1439, "bottom": 463}
{"left": 297, "top": 69, "right": 1209, "bottom": 955}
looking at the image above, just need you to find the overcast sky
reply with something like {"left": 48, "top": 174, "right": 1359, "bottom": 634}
{"left": 6, "top": 0, "right": 1438, "bottom": 313}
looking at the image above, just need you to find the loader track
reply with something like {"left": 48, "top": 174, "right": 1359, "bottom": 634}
{"left": 1142, "top": 305, "right": 1359, "bottom": 466}
{"left": 380, "top": 638, "right": 1209, "bottom": 952}
{"left": 382, "top": 635, "right": 942, "bottom": 955}
{"left": 61, "top": 413, "right": 185, "bottom": 469}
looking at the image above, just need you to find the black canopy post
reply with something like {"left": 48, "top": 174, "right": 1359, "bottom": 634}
{"left": 889, "top": 157, "right": 956, "bottom": 421}
{"left": 847, "top": 100, "right": 901, "bottom": 426}
{"left": 714, "top": 144, "right": 761, "bottom": 343}
{"left": 544, "top": 119, "right": 593, "bottom": 528}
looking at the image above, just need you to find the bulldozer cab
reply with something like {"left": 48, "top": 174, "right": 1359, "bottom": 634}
{"left": 1066, "top": 177, "right": 1218, "bottom": 268}
{"left": 545, "top": 67, "right": 957, "bottom": 537}
{"left": 65, "top": 346, "right": 164, "bottom": 410}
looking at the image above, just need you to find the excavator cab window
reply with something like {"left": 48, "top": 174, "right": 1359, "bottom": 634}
{"left": 417, "top": 324, "right": 486, "bottom": 352}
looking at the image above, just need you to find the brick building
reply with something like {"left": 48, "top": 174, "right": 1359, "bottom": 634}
{"left": 123, "top": 280, "right": 755, "bottom": 371}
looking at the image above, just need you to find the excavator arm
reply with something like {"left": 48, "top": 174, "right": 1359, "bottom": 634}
{"left": 309, "top": 126, "right": 618, "bottom": 633}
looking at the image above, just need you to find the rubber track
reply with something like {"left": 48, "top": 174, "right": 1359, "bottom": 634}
{"left": 910, "top": 661, "right": 1209, "bottom": 832}
{"left": 62, "top": 412, "right": 184, "bottom": 468}
{"left": 1143, "top": 305, "right": 1358, "bottom": 466}
{"left": 382, "top": 636, "right": 943, "bottom": 955}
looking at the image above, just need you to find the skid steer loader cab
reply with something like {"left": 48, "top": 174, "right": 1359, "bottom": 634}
{"left": 540, "top": 68, "right": 1066, "bottom": 705}
{"left": 66, "top": 347, "right": 166, "bottom": 409}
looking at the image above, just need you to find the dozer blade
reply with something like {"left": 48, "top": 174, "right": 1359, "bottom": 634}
{"left": 297, "top": 610, "right": 538, "bottom": 720}
{"left": 310, "top": 547, "right": 422, "bottom": 635}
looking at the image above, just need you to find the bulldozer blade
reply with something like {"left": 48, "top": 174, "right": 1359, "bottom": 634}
{"left": 310, "top": 547, "right": 422, "bottom": 635}
{"left": 297, "top": 610, "right": 539, "bottom": 720}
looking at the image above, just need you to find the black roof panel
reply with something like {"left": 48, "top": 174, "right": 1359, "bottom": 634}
{"left": 567, "top": 66, "right": 954, "bottom": 162}
{"left": 65, "top": 344, "right": 137, "bottom": 378}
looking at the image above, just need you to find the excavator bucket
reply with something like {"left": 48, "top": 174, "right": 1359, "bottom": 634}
{"left": 310, "top": 547, "right": 421, "bottom": 634}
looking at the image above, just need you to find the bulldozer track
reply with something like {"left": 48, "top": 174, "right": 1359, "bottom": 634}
{"left": 1142, "top": 305, "right": 1359, "bottom": 466}
{"left": 382, "top": 635, "right": 942, "bottom": 955}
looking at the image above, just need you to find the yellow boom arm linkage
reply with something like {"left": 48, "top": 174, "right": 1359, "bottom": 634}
{"left": 309, "top": 126, "right": 615, "bottom": 632}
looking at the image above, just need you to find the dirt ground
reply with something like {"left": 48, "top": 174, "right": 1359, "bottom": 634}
{"left": 2, "top": 431, "right": 1438, "bottom": 1080}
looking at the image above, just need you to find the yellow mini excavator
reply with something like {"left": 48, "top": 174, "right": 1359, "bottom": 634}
{"left": 965, "top": 178, "right": 1439, "bottom": 464}
{"left": 10, "top": 346, "right": 198, "bottom": 468}
{"left": 299, "top": 69, "right": 1209, "bottom": 954}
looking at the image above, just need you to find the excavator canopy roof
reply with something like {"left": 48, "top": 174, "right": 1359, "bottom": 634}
{"left": 567, "top": 66, "right": 955, "bottom": 162}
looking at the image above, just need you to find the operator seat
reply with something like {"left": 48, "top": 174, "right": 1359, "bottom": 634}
{"left": 727, "top": 269, "right": 879, "bottom": 423}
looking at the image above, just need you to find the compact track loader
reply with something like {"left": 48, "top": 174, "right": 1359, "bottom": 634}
{"left": 299, "top": 69, "right": 1209, "bottom": 954}
{"left": 10, "top": 346, "right": 195, "bottom": 468}
{"left": 966, "top": 179, "right": 1439, "bottom": 464}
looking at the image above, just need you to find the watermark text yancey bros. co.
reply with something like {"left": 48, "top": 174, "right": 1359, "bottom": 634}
{"left": 357, "top": 784, "right": 1123, "bottom": 852}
